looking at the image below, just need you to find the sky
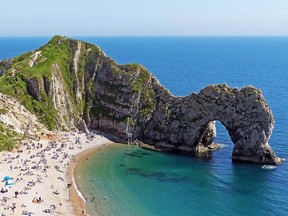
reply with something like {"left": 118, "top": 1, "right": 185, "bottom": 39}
{"left": 0, "top": 0, "right": 288, "bottom": 36}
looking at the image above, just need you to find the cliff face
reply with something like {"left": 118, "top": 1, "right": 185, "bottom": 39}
{"left": 0, "top": 36, "right": 283, "bottom": 165}
{"left": 0, "top": 59, "right": 13, "bottom": 76}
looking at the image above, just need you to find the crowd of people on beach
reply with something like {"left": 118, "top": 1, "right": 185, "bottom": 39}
{"left": 0, "top": 131, "right": 99, "bottom": 216}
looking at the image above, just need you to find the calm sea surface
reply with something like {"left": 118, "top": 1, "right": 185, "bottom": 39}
{"left": 1, "top": 37, "right": 288, "bottom": 216}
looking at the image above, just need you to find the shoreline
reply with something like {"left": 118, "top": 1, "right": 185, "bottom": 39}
{"left": 68, "top": 141, "right": 114, "bottom": 216}
{"left": 0, "top": 131, "right": 114, "bottom": 216}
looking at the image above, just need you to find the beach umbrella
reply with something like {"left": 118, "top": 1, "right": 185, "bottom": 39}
{"left": 5, "top": 179, "right": 14, "bottom": 186}
{"left": 3, "top": 176, "right": 11, "bottom": 181}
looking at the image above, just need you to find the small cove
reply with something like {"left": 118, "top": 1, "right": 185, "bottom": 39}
{"left": 75, "top": 142, "right": 287, "bottom": 216}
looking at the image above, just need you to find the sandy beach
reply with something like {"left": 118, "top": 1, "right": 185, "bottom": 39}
{"left": 0, "top": 131, "right": 114, "bottom": 216}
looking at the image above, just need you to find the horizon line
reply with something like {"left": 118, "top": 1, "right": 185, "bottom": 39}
{"left": 0, "top": 35, "right": 288, "bottom": 38}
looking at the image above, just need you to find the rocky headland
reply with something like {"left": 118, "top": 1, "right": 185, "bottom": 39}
{"left": 0, "top": 36, "right": 283, "bottom": 165}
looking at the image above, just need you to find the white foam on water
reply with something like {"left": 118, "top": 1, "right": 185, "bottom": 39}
{"left": 72, "top": 166, "right": 92, "bottom": 216}
{"left": 261, "top": 165, "right": 277, "bottom": 170}
{"left": 72, "top": 167, "right": 87, "bottom": 204}
{"left": 218, "top": 144, "right": 227, "bottom": 148}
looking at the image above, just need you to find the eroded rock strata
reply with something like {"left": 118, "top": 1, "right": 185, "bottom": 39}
{"left": 0, "top": 36, "right": 283, "bottom": 164}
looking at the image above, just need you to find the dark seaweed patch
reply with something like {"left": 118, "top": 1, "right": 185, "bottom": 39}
{"left": 126, "top": 167, "right": 142, "bottom": 175}
{"left": 151, "top": 172, "right": 167, "bottom": 178}
{"left": 138, "top": 152, "right": 152, "bottom": 156}
{"left": 152, "top": 172, "right": 190, "bottom": 182}
{"left": 133, "top": 150, "right": 152, "bottom": 156}
{"left": 125, "top": 167, "right": 190, "bottom": 183}
{"left": 124, "top": 152, "right": 143, "bottom": 158}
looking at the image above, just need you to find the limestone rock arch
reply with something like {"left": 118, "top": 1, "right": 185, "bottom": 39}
{"left": 142, "top": 84, "right": 282, "bottom": 165}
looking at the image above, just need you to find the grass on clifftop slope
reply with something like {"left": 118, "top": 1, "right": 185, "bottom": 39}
{"left": 0, "top": 36, "right": 86, "bottom": 130}
{"left": 0, "top": 122, "right": 22, "bottom": 151}
{"left": 0, "top": 35, "right": 158, "bottom": 133}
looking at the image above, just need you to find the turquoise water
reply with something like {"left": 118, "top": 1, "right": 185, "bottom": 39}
{"left": 76, "top": 144, "right": 287, "bottom": 216}
{"left": 1, "top": 37, "right": 288, "bottom": 215}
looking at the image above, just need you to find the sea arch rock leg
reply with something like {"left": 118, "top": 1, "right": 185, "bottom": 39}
{"left": 192, "top": 84, "right": 282, "bottom": 165}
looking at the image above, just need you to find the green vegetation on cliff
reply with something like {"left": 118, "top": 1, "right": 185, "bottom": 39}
{"left": 0, "top": 122, "right": 22, "bottom": 151}
{"left": 0, "top": 36, "right": 68, "bottom": 129}
{"left": 131, "top": 66, "right": 156, "bottom": 118}
{"left": 0, "top": 36, "right": 99, "bottom": 130}
{"left": 0, "top": 36, "right": 158, "bottom": 134}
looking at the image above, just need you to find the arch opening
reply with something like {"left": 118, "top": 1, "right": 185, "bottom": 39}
{"left": 194, "top": 118, "right": 280, "bottom": 165}
{"left": 196, "top": 120, "right": 233, "bottom": 156}
{"left": 211, "top": 120, "right": 234, "bottom": 161}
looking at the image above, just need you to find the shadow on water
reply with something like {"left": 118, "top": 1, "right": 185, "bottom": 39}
{"left": 125, "top": 146, "right": 214, "bottom": 161}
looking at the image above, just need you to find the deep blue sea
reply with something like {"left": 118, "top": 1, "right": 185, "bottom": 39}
{"left": 1, "top": 37, "right": 288, "bottom": 216}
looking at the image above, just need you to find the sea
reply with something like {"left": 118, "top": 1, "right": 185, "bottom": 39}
{"left": 1, "top": 37, "right": 288, "bottom": 216}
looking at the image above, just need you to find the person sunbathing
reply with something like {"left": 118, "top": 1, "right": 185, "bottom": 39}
{"left": 0, "top": 188, "right": 8, "bottom": 193}
{"left": 53, "top": 190, "right": 59, "bottom": 195}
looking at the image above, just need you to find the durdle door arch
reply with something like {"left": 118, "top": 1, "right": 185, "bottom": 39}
{"left": 142, "top": 84, "right": 282, "bottom": 165}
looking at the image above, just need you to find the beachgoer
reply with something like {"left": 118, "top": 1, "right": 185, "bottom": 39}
{"left": 11, "top": 205, "right": 16, "bottom": 214}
